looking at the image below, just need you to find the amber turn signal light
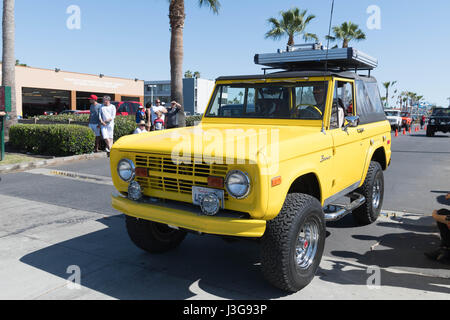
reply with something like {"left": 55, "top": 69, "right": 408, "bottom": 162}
{"left": 271, "top": 176, "right": 282, "bottom": 187}
{"left": 135, "top": 167, "right": 148, "bottom": 178}
{"left": 208, "top": 176, "right": 224, "bottom": 188}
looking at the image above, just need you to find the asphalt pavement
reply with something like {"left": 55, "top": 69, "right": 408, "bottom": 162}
{"left": 0, "top": 130, "right": 449, "bottom": 300}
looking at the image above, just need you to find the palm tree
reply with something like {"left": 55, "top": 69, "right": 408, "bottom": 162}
{"left": 382, "top": 81, "right": 397, "bottom": 107}
{"left": 2, "top": 0, "right": 16, "bottom": 134}
{"left": 169, "top": 0, "right": 220, "bottom": 127}
{"left": 193, "top": 71, "right": 200, "bottom": 78}
{"left": 184, "top": 70, "right": 193, "bottom": 78}
{"left": 265, "top": 8, "right": 318, "bottom": 48}
{"left": 326, "top": 21, "right": 366, "bottom": 48}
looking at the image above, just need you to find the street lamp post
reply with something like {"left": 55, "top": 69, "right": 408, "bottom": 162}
{"left": 148, "top": 85, "right": 157, "bottom": 104}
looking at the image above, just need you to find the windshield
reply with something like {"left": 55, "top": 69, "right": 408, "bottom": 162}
{"left": 432, "top": 108, "right": 450, "bottom": 116}
{"left": 401, "top": 112, "right": 410, "bottom": 117}
{"left": 385, "top": 111, "right": 400, "bottom": 117}
{"left": 205, "top": 82, "right": 328, "bottom": 120}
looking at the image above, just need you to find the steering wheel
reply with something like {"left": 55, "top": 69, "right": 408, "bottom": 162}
{"left": 294, "top": 104, "right": 323, "bottom": 118}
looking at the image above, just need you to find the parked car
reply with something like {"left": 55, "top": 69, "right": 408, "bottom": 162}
{"left": 427, "top": 107, "right": 450, "bottom": 137}
{"left": 400, "top": 112, "right": 413, "bottom": 130}
{"left": 43, "top": 111, "right": 57, "bottom": 116}
{"left": 384, "top": 109, "right": 402, "bottom": 131}
{"left": 110, "top": 55, "right": 391, "bottom": 292}
{"left": 112, "top": 101, "right": 143, "bottom": 116}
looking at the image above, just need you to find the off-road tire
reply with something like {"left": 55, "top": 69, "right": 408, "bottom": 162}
{"left": 426, "top": 127, "right": 434, "bottom": 137}
{"left": 125, "top": 216, "right": 187, "bottom": 253}
{"left": 261, "top": 193, "right": 326, "bottom": 292}
{"left": 352, "top": 161, "right": 384, "bottom": 225}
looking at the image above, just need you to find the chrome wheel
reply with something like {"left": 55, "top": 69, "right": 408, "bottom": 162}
{"left": 372, "top": 176, "right": 382, "bottom": 209}
{"left": 295, "top": 219, "right": 319, "bottom": 269}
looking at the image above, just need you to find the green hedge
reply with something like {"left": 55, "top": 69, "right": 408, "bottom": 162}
{"left": 9, "top": 124, "right": 95, "bottom": 156}
{"left": 36, "top": 114, "right": 202, "bottom": 127}
{"left": 36, "top": 114, "right": 90, "bottom": 123}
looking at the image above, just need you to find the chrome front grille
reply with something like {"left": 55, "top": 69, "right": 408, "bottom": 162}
{"left": 134, "top": 153, "right": 229, "bottom": 198}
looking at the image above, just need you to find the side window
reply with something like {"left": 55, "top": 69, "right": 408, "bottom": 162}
{"left": 330, "top": 81, "right": 354, "bottom": 129}
{"left": 118, "top": 103, "right": 127, "bottom": 113}
{"left": 356, "top": 80, "right": 386, "bottom": 124}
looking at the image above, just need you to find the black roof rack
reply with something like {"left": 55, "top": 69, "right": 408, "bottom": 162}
{"left": 254, "top": 44, "right": 378, "bottom": 72}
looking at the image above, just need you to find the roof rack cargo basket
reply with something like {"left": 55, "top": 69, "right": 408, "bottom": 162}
{"left": 254, "top": 44, "right": 378, "bottom": 71}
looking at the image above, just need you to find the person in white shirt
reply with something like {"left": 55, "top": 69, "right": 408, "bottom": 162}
{"left": 151, "top": 99, "right": 168, "bottom": 130}
{"left": 134, "top": 121, "right": 148, "bottom": 134}
{"left": 99, "top": 96, "right": 116, "bottom": 152}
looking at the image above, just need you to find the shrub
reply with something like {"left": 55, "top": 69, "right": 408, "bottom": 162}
{"left": 36, "top": 114, "right": 90, "bottom": 123}
{"left": 186, "top": 115, "right": 202, "bottom": 127}
{"left": 113, "top": 116, "right": 137, "bottom": 141}
{"left": 9, "top": 124, "right": 95, "bottom": 156}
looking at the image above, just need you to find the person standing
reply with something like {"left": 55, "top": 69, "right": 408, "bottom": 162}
{"left": 145, "top": 102, "right": 153, "bottom": 128}
{"left": 166, "top": 101, "right": 182, "bottom": 129}
{"left": 99, "top": 96, "right": 116, "bottom": 153}
{"left": 154, "top": 111, "right": 165, "bottom": 130}
{"left": 136, "top": 105, "right": 146, "bottom": 124}
{"left": 420, "top": 115, "right": 426, "bottom": 129}
{"left": 88, "top": 95, "right": 102, "bottom": 153}
{"left": 151, "top": 99, "right": 168, "bottom": 130}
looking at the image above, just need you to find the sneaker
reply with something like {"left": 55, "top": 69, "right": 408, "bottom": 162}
{"left": 105, "top": 147, "right": 110, "bottom": 153}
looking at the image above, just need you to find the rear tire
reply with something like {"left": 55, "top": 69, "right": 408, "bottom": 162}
{"left": 125, "top": 216, "right": 187, "bottom": 253}
{"left": 352, "top": 161, "right": 384, "bottom": 225}
{"left": 261, "top": 193, "right": 326, "bottom": 292}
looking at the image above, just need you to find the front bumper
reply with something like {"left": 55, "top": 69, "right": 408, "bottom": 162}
{"left": 112, "top": 194, "right": 266, "bottom": 238}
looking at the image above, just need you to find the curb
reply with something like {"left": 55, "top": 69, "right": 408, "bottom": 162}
{"left": 0, "top": 152, "right": 108, "bottom": 174}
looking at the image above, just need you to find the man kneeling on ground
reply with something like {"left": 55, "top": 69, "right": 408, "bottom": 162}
{"left": 425, "top": 193, "right": 450, "bottom": 262}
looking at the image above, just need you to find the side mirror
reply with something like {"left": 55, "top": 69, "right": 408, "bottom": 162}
{"left": 343, "top": 115, "right": 360, "bottom": 131}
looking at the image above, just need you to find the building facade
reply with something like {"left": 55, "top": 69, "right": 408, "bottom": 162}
{"left": 144, "top": 78, "right": 215, "bottom": 115}
{"left": 0, "top": 65, "right": 144, "bottom": 117}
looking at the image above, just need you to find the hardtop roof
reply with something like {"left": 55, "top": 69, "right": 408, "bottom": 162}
{"left": 216, "top": 70, "right": 377, "bottom": 82}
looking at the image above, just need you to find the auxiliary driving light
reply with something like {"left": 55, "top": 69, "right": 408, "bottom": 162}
{"left": 117, "top": 159, "right": 135, "bottom": 182}
{"left": 200, "top": 193, "right": 221, "bottom": 216}
{"left": 225, "top": 170, "right": 251, "bottom": 199}
{"left": 128, "top": 181, "right": 142, "bottom": 201}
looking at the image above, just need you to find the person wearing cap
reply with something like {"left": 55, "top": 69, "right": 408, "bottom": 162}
{"left": 133, "top": 120, "right": 148, "bottom": 134}
{"left": 88, "top": 94, "right": 103, "bottom": 152}
{"left": 99, "top": 96, "right": 116, "bottom": 153}
{"left": 136, "top": 104, "right": 146, "bottom": 124}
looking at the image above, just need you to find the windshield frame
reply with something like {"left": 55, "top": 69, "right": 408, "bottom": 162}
{"left": 203, "top": 79, "right": 330, "bottom": 121}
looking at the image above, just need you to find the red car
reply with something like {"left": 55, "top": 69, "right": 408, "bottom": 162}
{"left": 112, "top": 101, "right": 143, "bottom": 116}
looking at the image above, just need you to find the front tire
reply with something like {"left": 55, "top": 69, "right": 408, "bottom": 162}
{"left": 125, "top": 216, "right": 187, "bottom": 253}
{"left": 261, "top": 193, "right": 326, "bottom": 292}
{"left": 352, "top": 161, "right": 384, "bottom": 225}
{"left": 426, "top": 127, "right": 435, "bottom": 137}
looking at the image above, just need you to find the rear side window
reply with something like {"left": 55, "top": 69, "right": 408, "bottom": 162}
{"left": 356, "top": 80, "right": 386, "bottom": 124}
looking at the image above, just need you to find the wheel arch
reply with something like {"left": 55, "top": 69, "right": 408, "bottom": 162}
{"left": 287, "top": 172, "right": 322, "bottom": 204}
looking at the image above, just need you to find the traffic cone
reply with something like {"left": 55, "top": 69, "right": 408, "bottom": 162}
{"left": 403, "top": 128, "right": 406, "bottom": 135}
{"left": 424, "top": 125, "right": 427, "bottom": 131}
{"left": 395, "top": 129, "right": 398, "bottom": 137}
{"left": 408, "top": 126, "right": 412, "bottom": 134}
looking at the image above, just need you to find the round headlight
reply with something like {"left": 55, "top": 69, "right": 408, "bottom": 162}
{"left": 430, "top": 119, "right": 435, "bottom": 124}
{"left": 225, "top": 170, "right": 250, "bottom": 199}
{"left": 117, "top": 159, "right": 135, "bottom": 182}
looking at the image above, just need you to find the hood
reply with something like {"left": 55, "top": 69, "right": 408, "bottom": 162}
{"left": 112, "top": 123, "right": 331, "bottom": 164}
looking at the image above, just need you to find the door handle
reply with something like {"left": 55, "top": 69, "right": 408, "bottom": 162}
{"left": 357, "top": 128, "right": 365, "bottom": 133}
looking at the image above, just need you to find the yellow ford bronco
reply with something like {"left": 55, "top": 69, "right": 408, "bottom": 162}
{"left": 110, "top": 45, "right": 391, "bottom": 292}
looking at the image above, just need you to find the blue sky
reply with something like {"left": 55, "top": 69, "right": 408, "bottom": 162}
{"left": 5, "top": 0, "right": 450, "bottom": 106}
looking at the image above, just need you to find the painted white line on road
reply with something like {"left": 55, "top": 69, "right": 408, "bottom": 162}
{"left": 26, "top": 168, "right": 113, "bottom": 186}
